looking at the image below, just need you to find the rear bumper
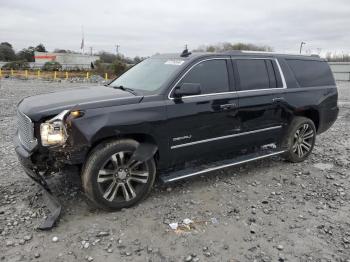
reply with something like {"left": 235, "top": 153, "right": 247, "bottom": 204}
{"left": 318, "top": 106, "right": 339, "bottom": 134}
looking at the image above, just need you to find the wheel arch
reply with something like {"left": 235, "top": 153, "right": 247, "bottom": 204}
{"left": 294, "top": 108, "right": 320, "bottom": 131}
{"left": 88, "top": 133, "right": 160, "bottom": 164}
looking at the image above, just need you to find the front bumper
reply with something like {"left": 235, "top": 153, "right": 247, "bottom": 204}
{"left": 14, "top": 133, "right": 61, "bottom": 230}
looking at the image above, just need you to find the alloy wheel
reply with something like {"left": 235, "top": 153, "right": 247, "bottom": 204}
{"left": 97, "top": 151, "right": 149, "bottom": 202}
{"left": 292, "top": 123, "right": 315, "bottom": 158}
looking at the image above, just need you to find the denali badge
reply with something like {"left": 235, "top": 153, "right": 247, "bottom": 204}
{"left": 173, "top": 135, "right": 192, "bottom": 141}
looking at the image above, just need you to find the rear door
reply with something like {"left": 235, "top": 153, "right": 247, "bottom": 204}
{"left": 165, "top": 58, "right": 239, "bottom": 163}
{"left": 232, "top": 58, "right": 287, "bottom": 146}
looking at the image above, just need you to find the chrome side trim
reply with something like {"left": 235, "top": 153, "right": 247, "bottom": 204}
{"left": 166, "top": 150, "right": 286, "bottom": 182}
{"left": 175, "top": 91, "right": 235, "bottom": 99}
{"left": 167, "top": 57, "right": 287, "bottom": 100}
{"left": 275, "top": 58, "right": 287, "bottom": 89}
{"left": 171, "top": 125, "right": 282, "bottom": 149}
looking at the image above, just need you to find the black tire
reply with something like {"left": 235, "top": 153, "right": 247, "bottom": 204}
{"left": 82, "top": 139, "right": 156, "bottom": 210}
{"left": 282, "top": 116, "right": 316, "bottom": 163}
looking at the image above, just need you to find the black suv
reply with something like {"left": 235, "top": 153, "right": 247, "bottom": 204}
{"left": 14, "top": 50, "right": 338, "bottom": 220}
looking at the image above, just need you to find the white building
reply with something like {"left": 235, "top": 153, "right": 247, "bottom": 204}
{"left": 34, "top": 52, "right": 100, "bottom": 70}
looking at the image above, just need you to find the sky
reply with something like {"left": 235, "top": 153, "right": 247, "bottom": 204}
{"left": 1, "top": 0, "right": 350, "bottom": 57}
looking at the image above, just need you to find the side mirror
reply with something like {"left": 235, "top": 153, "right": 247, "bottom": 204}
{"left": 173, "top": 83, "right": 201, "bottom": 98}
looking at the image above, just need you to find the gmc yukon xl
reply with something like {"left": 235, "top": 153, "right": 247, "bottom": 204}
{"left": 14, "top": 50, "right": 338, "bottom": 228}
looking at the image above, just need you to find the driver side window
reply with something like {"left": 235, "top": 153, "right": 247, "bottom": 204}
{"left": 180, "top": 59, "right": 230, "bottom": 95}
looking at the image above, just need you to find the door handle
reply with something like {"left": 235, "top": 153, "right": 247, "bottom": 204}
{"left": 220, "top": 103, "right": 237, "bottom": 110}
{"left": 272, "top": 97, "right": 285, "bottom": 103}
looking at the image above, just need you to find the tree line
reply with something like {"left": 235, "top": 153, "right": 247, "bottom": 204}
{"left": 325, "top": 52, "right": 350, "bottom": 62}
{"left": 0, "top": 41, "right": 275, "bottom": 76}
{"left": 0, "top": 42, "right": 46, "bottom": 62}
{"left": 193, "top": 42, "right": 274, "bottom": 52}
{"left": 0, "top": 42, "right": 146, "bottom": 64}
{"left": 2, "top": 41, "right": 349, "bottom": 66}
{"left": 0, "top": 42, "right": 148, "bottom": 76}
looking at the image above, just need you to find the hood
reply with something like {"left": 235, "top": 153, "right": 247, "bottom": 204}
{"left": 18, "top": 85, "right": 143, "bottom": 121}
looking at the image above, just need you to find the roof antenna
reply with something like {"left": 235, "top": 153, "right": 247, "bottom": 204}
{"left": 181, "top": 44, "right": 191, "bottom": 57}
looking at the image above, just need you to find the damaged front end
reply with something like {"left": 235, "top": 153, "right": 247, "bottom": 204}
{"left": 14, "top": 108, "right": 86, "bottom": 230}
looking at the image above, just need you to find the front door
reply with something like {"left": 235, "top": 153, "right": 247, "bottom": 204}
{"left": 165, "top": 58, "right": 239, "bottom": 165}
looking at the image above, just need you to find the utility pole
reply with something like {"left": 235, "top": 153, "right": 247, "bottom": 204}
{"left": 115, "top": 44, "right": 120, "bottom": 56}
{"left": 299, "top": 42, "right": 306, "bottom": 54}
{"left": 81, "top": 25, "right": 85, "bottom": 54}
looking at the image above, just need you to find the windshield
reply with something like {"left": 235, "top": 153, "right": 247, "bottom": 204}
{"left": 109, "top": 58, "right": 184, "bottom": 92}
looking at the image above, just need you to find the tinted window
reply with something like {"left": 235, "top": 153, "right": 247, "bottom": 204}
{"left": 286, "top": 59, "right": 335, "bottom": 87}
{"left": 237, "top": 59, "right": 270, "bottom": 90}
{"left": 180, "top": 59, "right": 229, "bottom": 94}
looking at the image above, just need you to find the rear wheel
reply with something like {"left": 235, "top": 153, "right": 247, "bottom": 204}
{"left": 82, "top": 139, "right": 156, "bottom": 210}
{"left": 282, "top": 117, "right": 316, "bottom": 163}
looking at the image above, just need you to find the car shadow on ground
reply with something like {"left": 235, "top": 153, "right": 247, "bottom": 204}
{"left": 37, "top": 155, "right": 285, "bottom": 225}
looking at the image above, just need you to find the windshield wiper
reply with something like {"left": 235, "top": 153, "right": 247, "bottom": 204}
{"left": 111, "top": 85, "right": 137, "bottom": 96}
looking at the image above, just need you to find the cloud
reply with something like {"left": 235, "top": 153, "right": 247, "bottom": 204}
{"left": 1, "top": 0, "right": 349, "bottom": 57}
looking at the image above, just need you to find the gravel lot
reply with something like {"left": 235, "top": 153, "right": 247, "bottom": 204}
{"left": 0, "top": 79, "right": 349, "bottom": 262}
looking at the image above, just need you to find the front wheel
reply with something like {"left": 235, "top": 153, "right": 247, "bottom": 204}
{"left": 82, "top": 139, "right": 156, "bottom": 210}
{"left": 282, "top": 117, "right": 316, "bottom": 163}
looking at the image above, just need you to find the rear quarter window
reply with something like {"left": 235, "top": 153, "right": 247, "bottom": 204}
{"left": 286, "top": 59, "right": 335, "bottom": 87}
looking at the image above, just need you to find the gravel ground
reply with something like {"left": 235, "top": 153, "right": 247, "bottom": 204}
{"left": 0, "top": 79, "right": 349, "bottom": 262}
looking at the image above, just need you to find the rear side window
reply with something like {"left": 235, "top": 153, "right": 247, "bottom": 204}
{"left": 286, "top": 59, "right": 335, "bottom": 87}
{"left": 180, "top": 59, "right": 229, "bottom": 94}
{"left": 236, "top": 59, "right": 270, "bottom": 91}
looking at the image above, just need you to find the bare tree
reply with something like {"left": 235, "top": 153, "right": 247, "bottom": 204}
{"left": 193, "top": 42, "right": 274, "bottom": 53}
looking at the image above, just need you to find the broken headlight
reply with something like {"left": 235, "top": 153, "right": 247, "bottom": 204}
{"left": 40, "top": 110, "right": 69, "bottom": 146}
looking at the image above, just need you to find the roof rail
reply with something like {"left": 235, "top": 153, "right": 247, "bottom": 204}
{"left": 240, "top": 50, "right": 275, "bottom": 54}
{"left": 239, "top": 50, "right": 320, "bottom": 57}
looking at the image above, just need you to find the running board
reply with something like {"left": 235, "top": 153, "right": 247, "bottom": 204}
{"left": 159, "top": 149, "right": 286, "bottom": 183}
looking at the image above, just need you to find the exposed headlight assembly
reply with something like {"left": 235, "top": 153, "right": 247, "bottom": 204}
{"left": 40, "top": 110, "right": 70, "bottom": 147}
{"left": 40, "top": 110, "right": 84, "bottom": 147}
